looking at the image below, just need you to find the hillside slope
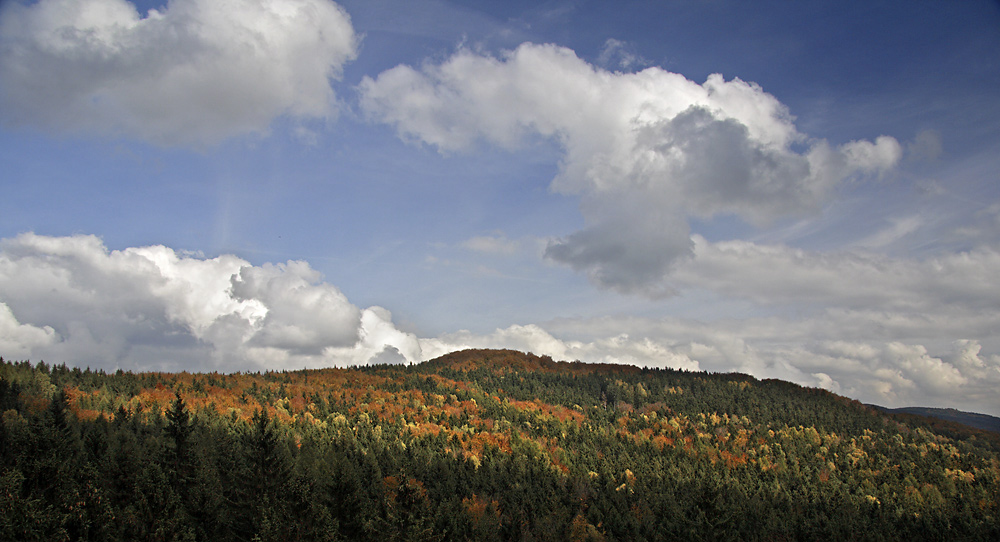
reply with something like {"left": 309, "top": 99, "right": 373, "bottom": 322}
{"left": 877, "top": 406, "right": 1000, "bottom": 434}
{"left": 1, "top": 350, "right": 998, "bottom": 541}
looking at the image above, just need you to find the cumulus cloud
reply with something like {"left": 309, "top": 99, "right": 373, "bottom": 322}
{"left": 229, "top": 261, "right": 361, "bottom": 354}
{"left": 544, "top": 192, "right": 693, "bottom": 296}
{"left": 539, "top": 316, "right": 999, "bottom": 415}
{"left": 0, "top": 302, "right": 57, "bottom": 359}
{"left": 596, "top": 38, "right": 649, "bottom": 71}
{"left": 410, "top": 233, "right": 1000, "bottom": 414}
{"left": 0, "top": 0, "right": 358, "bottom": 146}
{"left": 2, "top": 233, "right": 997, "bottom": 414}
{"left": 421, "top": 316, "right": 999, "bottom": 414}
{"left": 674, "top": 235, "right": 1000, "bottom": 314}
{"left": 360, "top": 43, "right": 902, "bottom": 294}
{"left": 784, "top": 339, "right": 1000, "bottom": 414}
{"left": 0, "top": 233, "right": 423, "bottom": 371}
{"left": 424, "top": 323, "right": 705, "bottom": 373}
{"left": 568, "top": 236, "right": 1000, "bottom": 413}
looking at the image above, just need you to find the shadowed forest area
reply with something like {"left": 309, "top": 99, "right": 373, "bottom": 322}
{"left": 1, "top": 349, "right": 998, "bottom": 541}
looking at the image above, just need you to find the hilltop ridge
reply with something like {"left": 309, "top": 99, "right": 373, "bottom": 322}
{"left": 881, "top": 406, "right": 1000, "bottom": 432}
{"left": 1, "top": 349, "right": 998, "bottom": 540}
{"left": 417, "top": 348, "right": 645, "bottom": 375}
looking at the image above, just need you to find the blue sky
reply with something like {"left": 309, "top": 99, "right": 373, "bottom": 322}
{"left": 1, "top": 0, "right": 999, "bottom": 415}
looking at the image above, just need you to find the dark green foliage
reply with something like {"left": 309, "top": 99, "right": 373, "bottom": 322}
{"left": 0, "top": 351, "right": 998, "bottom": 541}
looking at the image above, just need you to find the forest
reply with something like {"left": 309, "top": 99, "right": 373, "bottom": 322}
{"left": 1, "top": 348, "right": 998, "bottom": 541}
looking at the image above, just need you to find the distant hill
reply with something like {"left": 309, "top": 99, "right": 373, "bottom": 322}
{"left": 421, "top": 347, "right": 645, "bottom": 375}
{"left": 868, "top": 404, "right": 1000, "bottom": 450}
{"left": 1, "top": 349, "right": 998, "bottom": 541}
{"left": 880, "top": 406, "right": 1000, "bottom": 433}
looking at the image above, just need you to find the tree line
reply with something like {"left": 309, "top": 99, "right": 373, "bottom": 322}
{"left": 1, "top": 351, "right": 997, "bottom": 541}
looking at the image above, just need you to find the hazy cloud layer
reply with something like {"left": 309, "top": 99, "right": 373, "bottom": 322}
{"left": 1, "top": 234, "right": 997, "bottom": 414}
{"left": 428, "top": 323, "right": 702, "bottom": 373}
{"left": 676, "top": 235, "right": 1000, "bottom": 314}
{"left": 0, "top": 0, "right": 357, "bottom": 146}
{"left": 360, "top": 43, "right": 902, "bottom": 295}
{"left": 421, "top": 235, "right": 1000, "bottom": 416}
{"left": 429, "top": 318, "right": 1000, "bottom": 417}
{"left": 0, "top": 233, "right": 419, "bottom": 371}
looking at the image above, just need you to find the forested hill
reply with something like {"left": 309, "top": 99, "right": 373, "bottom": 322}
{"left": 1, "top": 350, "right": 998, "bottom": 541}
{"left": 875, "top": 406, "right": 1000, "bottom": 435}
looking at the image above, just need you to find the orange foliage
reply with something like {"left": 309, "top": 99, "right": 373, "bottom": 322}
{"left": 463, "top": 494, "right": 501, "bottom": 524}
{"left": 651, "top": 435, "right": 675, "bottom": 450}
{"left": 719, "top": 450, "right": 748, "bottom": 468}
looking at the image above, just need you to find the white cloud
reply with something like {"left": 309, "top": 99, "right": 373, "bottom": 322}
{"left": 2, "top": 233, "right": 997, "bottom": 415}
{"left": 544, "top": 192, "right": 693, "bottom": 297}
{"left": 344, "top": 306, "right": 424, "bottom": 365}
{"left": 229, "top": 261, "right": 361, "bottom": 354}
{"left": 475, "top": 231, "right": 1000, "bottom": 414}
{"left": 0, "top": 233, "right": 423, "bottom": 371}
{"left": 422, "top": 323, "right": 702, "bottom": 373}
{"left": 461, "top": 233, "right": 522, "bottom": 255}
{"left": 359, "top": 43, "right": 902, "bottom": 294}
{"left": 415, "top": 313, "right": 999, "bottom": 415}
{"left": 543, "top": 316, "right": 999, "bottom": 415}
{"left": 674, "top": 235, "right": 1000, "bottom": 314}
{"left": 811, "top": 372, "right": 840, "bottom": 393}
{"left": 852, "top": 216, "right": 922, "bottom": 249}
{"left": 596, "top": 38, "right": 649, "bottom": 71}
{"left": 427, "top": 324, "right": 571, "bottom": 361}
{"left": 0, "top": 302, "right": 57, "bottom": 359}
{"left": 840, "top": 136, "right": 904, "bottom": 175}
{"left": 0, "top": 0, "right": 358, "bottom": 146}
{"left": 790, "top": 339, "right": 1000, "bottom": 412}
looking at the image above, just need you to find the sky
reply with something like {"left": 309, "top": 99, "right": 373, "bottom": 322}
{"left": 1, "top": 0, "right": 999, "bottom": 416}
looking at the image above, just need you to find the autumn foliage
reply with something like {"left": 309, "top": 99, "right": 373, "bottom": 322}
{"left": 1, "top": 350, "right": 998, "bottom": 541}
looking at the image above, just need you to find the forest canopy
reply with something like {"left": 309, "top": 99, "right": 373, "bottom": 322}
{"left": 1, "top": 349, "right": 998, "bottom": 541}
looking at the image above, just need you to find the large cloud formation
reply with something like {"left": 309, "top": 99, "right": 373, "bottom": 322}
{"left": 0, "top": 233, "right": 422, "bottom": 371}
{"left": 427, "top": 232, "right": 1000, "bottom": 415}
{"left": 419, "top": 318, "right": 1000, "bottom": 417}
{"left": 677, "top": 235, "right": 1000, "bottom": 316}
{"left": 0, "top": 0, "right": 357, "bottom": 146}
{"left": 1, "top": 233, "right": 998, "bottom": 415}
{"left": 360, "top": 43, "right": 902, "bottom": 295}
